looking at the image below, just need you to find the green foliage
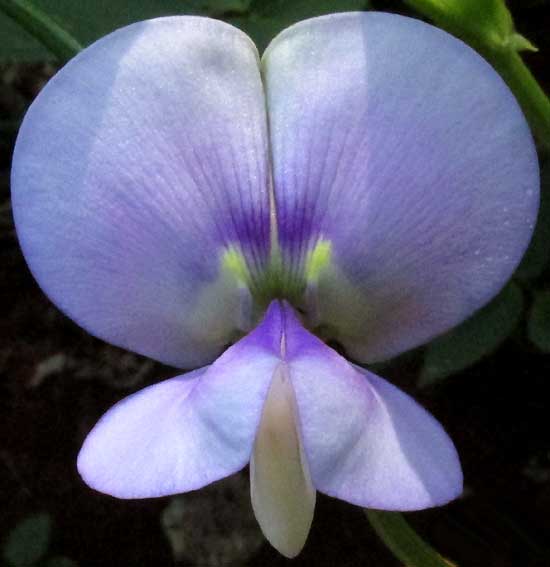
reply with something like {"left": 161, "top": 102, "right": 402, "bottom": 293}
{"left": 419, "top": 283, "right": 524, "bottom": 386}
{"left": 0, "top": 0, "right": 81, "bottom": 60}
{"left": 2, "top": 513, "right": 52, "bottom": 567}
{"left": 0, "top": 0, "right": 369, "bottom": 60}
{"left": 205, "top": 0, "right": 251, "bottom": 13}
{"left": 405, "top": 0, "right": 550, "bottom": 151}
{"left": 0, "top": 0, "right": 247, "bottom": 60}
{"left": 405, "top": 0, "right": 518, "bottom": 51}
{"left": 528, "top": 290, "right": 550, "bottom": 352}
{"left": 365, "top": 510, "right": 456, "bottom": 566}
{"left": 515, "top": 165, "right": 550, "bottom": 281}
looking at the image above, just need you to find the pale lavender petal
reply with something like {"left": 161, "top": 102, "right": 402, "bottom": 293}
{"left": 12, "top": 17, "right": 270, "bottom": 368}
{"left": 262, "top": 12, "right": 539, "bottom": 362}
{"left": 278, "top": 303, "right": 463, "bottom": 510}
{"left": 77, "top": 304, "right": 284, "bottom": 498}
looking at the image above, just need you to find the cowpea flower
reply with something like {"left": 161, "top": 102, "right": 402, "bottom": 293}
{"left": 12, "top": 11, "right": 538, "bottom": 558}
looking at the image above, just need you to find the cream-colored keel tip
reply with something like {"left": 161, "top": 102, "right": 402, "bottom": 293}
{"left": 250, "top": 365, "right": 316, "bottom": 558}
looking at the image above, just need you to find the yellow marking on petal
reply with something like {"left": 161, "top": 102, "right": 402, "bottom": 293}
{"left": 185, "top": 245, "right": 254, "bottom": 346}
{"left": 305, "top": 239, "right": 332, "bottom": 283}
{"left": 303, "top": 247, "right": 377, "bottom": 353}
{"left": 221, "top": 245, "right": 251, "bottom": 286}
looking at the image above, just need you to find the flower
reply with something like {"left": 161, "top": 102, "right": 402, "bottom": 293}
{"left": 12, "top": 11, "right": 538, "bottom": 558}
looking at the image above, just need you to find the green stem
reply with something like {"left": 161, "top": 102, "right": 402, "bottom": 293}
{"left": 0, "top": 0, "right": 82, "bottom": 61}
{"left": 365, "top": 509, "right": 457, "bottom": 567}
{"left": 404, "top": 0, "right": 550, "bottom": 151}
{"left": 489, "top": 49, "right": 550, "bottom": 151}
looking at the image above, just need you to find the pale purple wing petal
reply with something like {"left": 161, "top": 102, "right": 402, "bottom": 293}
{"left": 77, "top": 306, "right": 284, "bottom": 498}
{"left": 281, "top": 305, "right": 462, "bottom": 510}
{"left": 12, "top": 17, "right": 270, "bottom": 368}
{"left": 262, "top": 12, "right": 539, "bottom": 362}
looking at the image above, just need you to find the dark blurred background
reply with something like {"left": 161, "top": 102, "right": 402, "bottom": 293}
{"left": 1, "top": 1, "right": 550, "bottom": 566}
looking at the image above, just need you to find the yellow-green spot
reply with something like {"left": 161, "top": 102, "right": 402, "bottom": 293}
{"left": 219, "top": 239, "right": 334, "bottom": 315}
{"left": 222, "top": 246, "right": 250, "bottom": 286}
{"left": 305, "top": 240, "right": 332, "bottom": 283}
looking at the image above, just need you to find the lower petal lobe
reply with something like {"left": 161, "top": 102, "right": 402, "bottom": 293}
{"left": 256, "top": 302, "right": 462, "bottom": 511}
{"left": 263, "top": 302, "right": 463, "bottom": 510}
{"left": 288, "top": 341, "right": 463, "bottom": 510}
{"left": 12, "top": 17, "right": 271, "bottom": 368}
{"left": 77, "top": 310, "right": 283, "bottom": 498}
{"left": 262, "top": 12, "right": 539, "bottom": 362}
{"left": 78, "top": 300, "right": 462, "bottom": 510}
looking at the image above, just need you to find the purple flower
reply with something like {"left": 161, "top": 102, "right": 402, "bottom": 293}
{"left": 12, "top": 12, "right": 538, "bottom": 558}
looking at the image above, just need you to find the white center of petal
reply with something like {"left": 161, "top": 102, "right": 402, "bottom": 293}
{"left": 250, "top": 364, "right": 316, "bottom": 558}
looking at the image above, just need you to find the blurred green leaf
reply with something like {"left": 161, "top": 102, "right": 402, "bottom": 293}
{"left": 0, "top": 0, "right": 251, "bottom": 61}
{"left": 419, "top": 282, "right": 524, "bottom": 386}
{"left": 0, "top": 0, "right": 368, "bottom": 60}
{"left": 0, "top": 0, "right": 82, "bottom": 61}
{"left": 515, "top": 165, "right": 550, "bottom": 281}
{"left": 0, "top": 10, "right": 46, "bottom": 59}
{"left": 528, "top": 290, "right": 550, "bottom": 352}
{"left": 2, "top": 512, "right": 52, "bottom": 567}
{"left": 45, "top": 557, "right": 79, "bottom": 567}
{"left": 230, "top": 0, "right": 369, "bottom": 52}
{"left": 365, "top": 510, "right": 457, "bottom": 567}
{"left": 206, "top": 0, "right": 251, "bottom": 13}
{"left": 252, "top": 0, "right": 368, "bottom": 23}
